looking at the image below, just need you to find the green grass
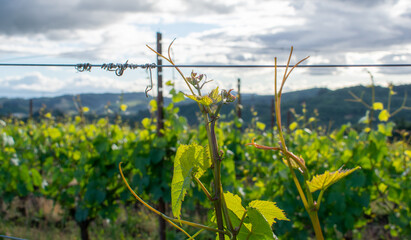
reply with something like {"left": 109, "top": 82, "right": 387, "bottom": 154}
{"left": 0, "top": 204, "right": 161, "bottom": 240}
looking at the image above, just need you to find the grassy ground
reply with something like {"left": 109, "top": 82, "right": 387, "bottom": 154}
{"left": 0, "top": 195, "right": 219, "bottom": 240}
{"left": 0, "top": 200, "right": 160, "bottom": 240}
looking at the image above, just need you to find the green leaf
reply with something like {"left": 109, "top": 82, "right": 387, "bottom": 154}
{"left": 256, "top": 121, "right": 266, "bottom": 131}
{"left": 378, "top": 123, "right": 394, "bottom": 136}
{"left": 307, "top": 167, "right": 361, "bottom": 193}
{"left": 134, "top": 156, "right": 150, "bottom": 174}
{"left": 31, "top": 169, "right": 42, "bottom": 187}
{"left": 97, "top": 118, "right": 107, "bottom": 127}
{"left": 75, "top": 205, "right": 89, "bottom": 222}
{"left": 19, "top": 165, "right": 30, "bottom": 182}
{"left": 219, "top": 192, "right": 255, "bottom": 240}
{"left": 185, "top": 95, "right": 213, "bottom": 106}
{"left": 372, "top": 102, "right": 383, "bottom": 110}
{"left": 209, "top": 87, "right": 222, "bottom": 103}
{"left": 149, "top": 99, "right": 157, "bottom": 111}
{"left": 142, "top": 118, "right": 152, "bottom": 129}
{"left": 185, "top": 95, "right": 197, "bottom": 102}
{"left": 84, "top": 181, "right": 107, "bottom": 204}
{"left": 224, "top": 192, "right": 246, "bottom": 219}
{"left": 248, "top": 200, "right": 289, "bottom": 226}
{"left": 171, "top": 143, "right": 211, "bottom": 220}
{"left": 172, "top": 92, "right": 185, "bottom": 103}
{"left": 48, "top": 128, "right": 61, "bottom": 140}
{"left": 150, "top": 148, "right": 165, "bottom": 164}
{"left": 231, "top": 216, "right": 251, "bottom": 240}
{"left": 197, "top": 146, "right": 211, "bottom": 178}
{"left": 197, "top": 96, "right": 213, "bottom": 106}
{"left": 73, "top": 150, "right": 81, "bottom": 161}
{"left": 378, "top": 110, "right": 390, "bottom": 122}
{"left": 246, "top": 207, "right": 277, "bottom": 240}
{"left": 120, "top": 104, "right": 128, "bottom": 111}
{"left": 220, "top": 196, "right": 284, "bottom": 240}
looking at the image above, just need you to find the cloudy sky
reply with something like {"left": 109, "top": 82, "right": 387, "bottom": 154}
{"left": 0, "top": 0, "right": 411, "bottom": 98}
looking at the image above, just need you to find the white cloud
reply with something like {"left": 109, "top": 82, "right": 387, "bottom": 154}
{"left": 0, "top": 72, "right": 63, "bottom": 92}
{"left": 0, "top": 71, "right": 151, "bottom": 98}
{"left": 0, "top": 0, "right": 410, "bottom": 98}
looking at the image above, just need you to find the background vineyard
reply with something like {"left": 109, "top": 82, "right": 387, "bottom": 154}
{"left": 0, "top": 84, "right": 410, "bottom": 239}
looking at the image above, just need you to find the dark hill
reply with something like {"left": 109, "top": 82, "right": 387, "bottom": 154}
{"left": 1, "top": 84, "right": 410, "bottom": 129}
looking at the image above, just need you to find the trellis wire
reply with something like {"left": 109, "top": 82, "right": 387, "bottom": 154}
{"left": 0, "top": 234, "right": 28, "bottom": 240}
{"left": 1, "top": 62, "right": 411, "bottom": 96}
{"left": 1, "top": 63, "right": 411, "bottom": 68}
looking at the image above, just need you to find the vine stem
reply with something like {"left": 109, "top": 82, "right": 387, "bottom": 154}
{"left": 194, "top": 177, "right": 212, "bottom": 201}
{"left": 118, "top": 162, "right": 229, "bottom": 237}
{"left": 274, "top": 56, "right": 309, "bottom": 210}
{"left": 147, "top": 42, "right": 230, "bottom": 240}
{"left": 205, "top": 113, "right": 227, "bottom": 240}
{"left": 274, "top": 51, "right": 325, "bottom": 240}
{"left": 309, "top": 212, "right": 324, "bottom": 240}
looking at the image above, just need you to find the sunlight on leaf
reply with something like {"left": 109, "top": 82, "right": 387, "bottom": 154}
{"left": 171, "top": 143, "right": 211, "bottom": 220}
{"left": 256, "top": 121, "right": 266, "bottom": 131}
{"left": 75, "top": 116, "right": 81, "bottom": 123}
{"left": 307, "top": 167, "right": 361, "bottom": 193}
{"left": 378, "top": 110, "right": 390, "bottom": 122}
{"left": 48, "top": 128, "right": 61, "bottom": 140}
{"left": 289, "top": 122, "right": 297, "bottom": 131}
{"left": 248, "top": 200, "right": 289, "bottom": 226}
{"left": 282, "top": 158, "right": 299, "bottom": 169}
{"left": 165, "top": 80, "right": 174, "bottom": 86}
{"left": 120, "top": 104, "right": 128, "bottom": 112}
{"left": 208, "top": 87, "right": 222, "bottom": 103}
{"left": 172, "top": 92, "right": 185, "bottom": 103}
{"left": 378, "top": 123, "right": 393, "bottom": 136}
{"left": 73, "top": 150, "right": 81, "bottom": 161}
{"left": 224, "top": 192, "right": 246, "bottom": 219}
{"left": 185, "top": 94, "right": 213, "bottom": 106}
{"left": 372, "top": 102, "right": 383, "bottom": 110}
{"left": 149, "top": 99, "right": 157, "bottom": 111}
{"left": 142, "top": 118, "right": 151, "bottom": 129}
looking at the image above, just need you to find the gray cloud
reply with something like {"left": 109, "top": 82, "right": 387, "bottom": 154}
{"left": 271, "top": 1, "right": 409, "bottom": 50}
{"left": 1, "top": 0, "right": 411, "bottom": 98}
{"left": 246, "top": 0, "right": 411, "bottom": 76}
{"left": 290, "top": 0, "right": 397, "bottom": 9}
{"left": 0, "top": 0, "right": 154, "bottom": 35}
{"left": 335, "top": 0, "right": 397, "bottom": 6}
{"left": 378, "top": 53, "right": 411, "bottom": 74}
{"left": 183, "top": 0, "right": 235, "bottom": 14}
{"left": 187, "top": 0, "right": 411, "bottom": 79}
{"left": 257, "top": 11, "right": 409, "bottom": 52}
